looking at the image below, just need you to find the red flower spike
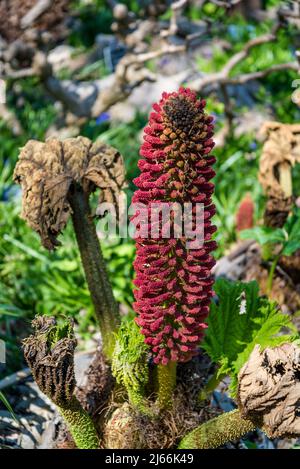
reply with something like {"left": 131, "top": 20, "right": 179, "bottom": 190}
{"left": 133, "top": 87, "right": 217, "bottom": 364}
{"left": 236, "top": 193, "right": 255, "bottom": 232}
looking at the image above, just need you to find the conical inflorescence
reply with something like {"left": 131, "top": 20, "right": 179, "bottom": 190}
{"left": 132, "top": 87, "right": 217, "bottom": 365}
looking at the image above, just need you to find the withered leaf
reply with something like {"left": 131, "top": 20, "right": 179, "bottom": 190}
{"left": 238, "top": 343, "right": 300, "bottom": 438}
{"left": 23, "top": 316, "right": 77, "bottom": 407}
{"left": 14, "top": 136, "right": 126, "bottom": 249}
{"left": 259, "top": 121, "right": 300, "bottom": 200}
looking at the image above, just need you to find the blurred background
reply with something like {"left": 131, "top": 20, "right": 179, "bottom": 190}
{"left": 0, "top": 0, "right": 300, "bottom": 375}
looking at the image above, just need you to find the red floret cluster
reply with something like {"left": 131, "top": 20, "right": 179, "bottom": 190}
{"left": 132, "top": 87, "right": 217, "bottom": 365}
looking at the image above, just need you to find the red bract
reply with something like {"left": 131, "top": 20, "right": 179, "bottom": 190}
{"left": 132, "top": 87, "right": 217, "bottom": 364}
{"left": 236, "top": 193, "right": 254, "bottom": 232}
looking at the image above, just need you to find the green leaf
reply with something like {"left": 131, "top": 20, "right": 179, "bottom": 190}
{"left": 112, "top": 319, "right": 149, "bottom": 392}
{"left": 230, "top": 299, "right": 297, "bottom": 393}
{"left": 283, "top": 207, "right": 300, "bottom": 238}
{"left": 202, "top": 278, "right": 297, "bottom": 396}
{"left": 282, "top": 239, "right": 300, "bottom": 256}
{"left": 202, "top": 278, "right": 260, "bottom": 366}
{"left": 281, "top": 208, "right": 300, "bottom": 256}
{"left": 239, "top": 226, "right": 286, "bottom": 246}
{"left": 0, "top": 391, "right": 18, "bottom": 422}
{"left": 51, "top": 260, "right": 78, "bottom": 272}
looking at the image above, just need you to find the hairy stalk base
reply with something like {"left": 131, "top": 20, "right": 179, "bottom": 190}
{"left": 157, "top": 361, "right": 177, "bottom": 410}
{"left": 59, "top": 396, "right": 100, "bottom": 449}
{"left": 178, "top": 409, "right": 255, "bottom": 449}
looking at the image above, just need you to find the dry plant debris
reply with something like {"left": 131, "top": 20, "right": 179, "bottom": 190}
{"left": 13, "top": 136, "right": 126, "bottom": 250}
{"left": 259, "top": 122, "right": 300, "bottom": 227}
{"left": 238, "top": 343, "right": 300, "bottom": 438}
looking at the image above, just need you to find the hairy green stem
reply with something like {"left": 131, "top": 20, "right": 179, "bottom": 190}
{"left": 157, "top": 361, "right": 177, "bottom": 410}
{"left": 127, "top": 389, "right": 155, "bottom": 417}
{"left": 68, "top": 185, "right": 120, "bottom": 359}
{"left": 178, "top": 409, "right": 256, "bottom": 449}
{"left": 59, "top": 396, "right": 100, "bottom": 449}
{"left": 198, "top": 370, "right": 225, "bottom": 402}
{"left": 267, "top": 254, "right": 280, "bottom": 295}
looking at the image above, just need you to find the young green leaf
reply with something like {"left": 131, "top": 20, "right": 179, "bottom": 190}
{"left": 239, "top": 226, "right": 286, "bottom": 245}
{"left": 0, "top": 390, "right": 18, "bottom": 422}
{"left": 230, "top": 298, "right": 297, "bottom": 393}
{"left": 112, "top": 318, "right": 150, "bottom": 414}
{"left": 202, "top": 278, "right": 297, "bottom": 396}
{"left": 282, "top": 239, "right": 300, "bottom": 256}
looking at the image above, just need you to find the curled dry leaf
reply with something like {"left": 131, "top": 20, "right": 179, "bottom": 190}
{"left": 259, "top": 121, "right": 300, "bottom": 199}
{"left": 258, "top": 122, "right": 300, "bottom": 227}
{"left": 23, "top": 316, "right": 77, "bottom": 407}
{"left": 237, "top": 343, "right": 300, "bottom": 438}
{"left": 13, "top": 136, "right": 126, "bottom": 249}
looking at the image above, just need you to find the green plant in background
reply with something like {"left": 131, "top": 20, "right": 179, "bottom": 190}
{"left": 0, "top": 391, "right": 17, "bottom": 422}
{"left": 240, "top": 208, "right": 300, "bottom": 293}
{"left": 212, "top": 133, "right": 264, "bottom": 257}
{"left": 201, "top": 278, "right": 297, "bottom": 398}
{"left": 23, "top": 316, "right": 99, "bottom": 449}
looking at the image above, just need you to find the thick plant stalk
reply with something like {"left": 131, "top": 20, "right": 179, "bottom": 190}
{"left": 127, "top": 389, "right": 154, "bottom": 417}
{"left": 157, "top": 361, "right": 177, "bottom": 410}
{"left": 178, "top": 409, "right": 255, "bottom": 449}
{"left": 59, "top": 396, "right": 99, "bottom": 449}
{"left": 266, "top": 254, "right": 281, "bottom": 295}
{"left": 69, "top": 185, "right": 120, "bottom": 359}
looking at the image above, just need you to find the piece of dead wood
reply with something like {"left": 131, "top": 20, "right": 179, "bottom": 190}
{"left": 188, "top": 20, "right": 298, "bottom": 93}
{"left": 238, "top": 343, "right": 300, "bottom": 438}
{"left": 0, "top": 368, "right": 31, "bottom": 391}
{"left": 20, "top": 0, "right": 52, "bottom": 29}
{"left": 0, "top": 0, "right": 70, "bottom": 43}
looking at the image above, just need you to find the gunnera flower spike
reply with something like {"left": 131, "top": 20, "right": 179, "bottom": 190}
{"left": 14, "top": 137, "right": 126, "bottom": 359}
{"left": 23, "top": 316, "right": 100, "bottom": 449}
{"left": 132, "top": 88, "right": 217, "bottom": 408}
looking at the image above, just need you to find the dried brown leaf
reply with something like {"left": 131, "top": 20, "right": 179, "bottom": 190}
{"left": 259, "top": 121, "right": 300, "bottom": 199}
{"left": 23, "top": 316, "right": 77, "bottom": 407}
{"left": 13, "top": 136, "right": 126, "bottom": 249}
{"left": 238, "top": 343, "right": 300, "bottom": 438}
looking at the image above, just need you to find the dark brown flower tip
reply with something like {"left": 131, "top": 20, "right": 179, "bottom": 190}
{"left": 23, "top": 316, "right": 77, "bottom": 407}
{"left": 13, "top": 137, "right": 126, "bottom": 250}
{"left": 238, "top": 343, "right": 300, "bottom": 438}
